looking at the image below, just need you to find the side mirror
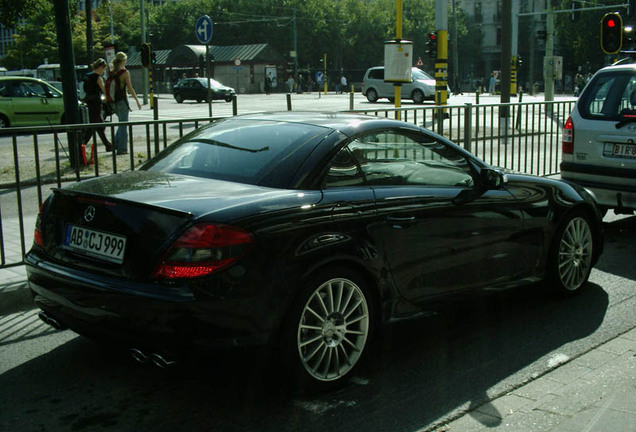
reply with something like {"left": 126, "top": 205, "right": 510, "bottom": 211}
{"left": 481, "top": 168, "right": 506, "bottom": 189}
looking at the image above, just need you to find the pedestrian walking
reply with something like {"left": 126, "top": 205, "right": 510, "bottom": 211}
{"left": 489, "top": 73, "right": 496, "bottom": 94}
{"left": 82, "top": 58, "right": 112, "bottom": 153}
{"left": 340, "top": 75, "right": 348, "bottom": 93}
{"left": 108, "top": 52, "right": 141, "bottom": 155}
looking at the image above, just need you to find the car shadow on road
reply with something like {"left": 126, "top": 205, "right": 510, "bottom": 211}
{"left": 0, "top": 281, "right": 609, "bottom": 432}
{"left": 596, "top": 214, "right": 636, "bottom": 281}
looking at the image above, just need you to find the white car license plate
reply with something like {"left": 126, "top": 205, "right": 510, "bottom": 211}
{"left": 64, "top": 224, "right": 126, "bottom": 264}
{"left": 606, "top": 143, "right": 636, "bottom": 159}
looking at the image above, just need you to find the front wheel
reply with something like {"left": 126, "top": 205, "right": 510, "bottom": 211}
{"left": 0, "top": 114, "right": 9, "bottom": 128}
{"left": 174, "top": 93, "right": 183, "bottom": 103}
{"left": 366, "top": 89, "right": 378, "bottom": 103}
{"left": 547, "top": 210, "right": 595, "bottom": 294}
{"left": 282, "top": 267, "right": 373, "bottom": 392}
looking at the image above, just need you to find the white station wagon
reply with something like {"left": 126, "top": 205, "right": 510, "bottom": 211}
{"left": 561, "top": 61, "right": 636, "bottom": 214}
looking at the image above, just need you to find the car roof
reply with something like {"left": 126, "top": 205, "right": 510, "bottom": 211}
{"left": 596, "top": 61, "right": 636, "bottom": 74}
{"left": 229, "top": 111, "right": 420, "bottom": 136}
{"left": 0, "top": 76, "right": 46, "bottom": 83}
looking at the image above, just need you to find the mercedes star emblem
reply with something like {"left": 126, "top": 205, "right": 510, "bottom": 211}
{"left": 84, "top": 205, "right": 96, "bottom": 222}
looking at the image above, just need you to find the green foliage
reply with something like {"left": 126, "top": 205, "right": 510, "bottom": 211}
{"left": 554, "top": 0, "right": 628, "bottom": 73}
{"left": 0, "top": 0, "right": 479, "bottom": 78}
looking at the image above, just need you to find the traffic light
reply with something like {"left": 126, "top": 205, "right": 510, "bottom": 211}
{"left": 151, "top": 51, "right": 156, "bottom": 65}
{"left": 600, "top": 12, "right": 623, "bottom": 54}
{"left": 141, "top": 43, "right": 151, "bottom": 67}
{"left": 517, "top": 55, "right": 523, "bottom": 69}
{"left": 425, "top": 31, "right": 437, "bottom": 58}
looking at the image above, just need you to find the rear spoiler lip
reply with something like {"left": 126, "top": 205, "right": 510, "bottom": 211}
{"left": 52, "top": 188, "right": 195, "bottom": 219}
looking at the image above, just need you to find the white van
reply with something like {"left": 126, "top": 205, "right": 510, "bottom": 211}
{"left": 362, "top": 66, "right": 437, "bottom": 104}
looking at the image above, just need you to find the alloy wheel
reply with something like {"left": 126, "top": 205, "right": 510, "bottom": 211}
{"left": 297, "top": 277, "right": 370, "bottom": 382}
{"left": 558, "top": 216, "right": 593, "bottom": 291}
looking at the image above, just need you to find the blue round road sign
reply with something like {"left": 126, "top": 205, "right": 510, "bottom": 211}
{"left": 195, "top": 15, "right": 214, "bottom": 44}
{"left": 315, "top": 71, "right": 325, "bottom": 84}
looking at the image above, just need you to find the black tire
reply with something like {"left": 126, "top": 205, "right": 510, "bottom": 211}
{"left": 281, "top": 267, "right": 374, "bottom": 392}
{"left": 366, "top": 88, "right": 378, "bottom": 103}
{"left": 547, "top": 209, "right": 595, "bottom": 295}
{"left": 412, "top": 89, "right": 424, "bottom": 104}
{"left": 0, "top": 114, "right": 9, "bottom": 128}
{"left": 225, "top": 96, "right": 233, "bottom": 102}
{"left": 175, "top": 93, "right": 183, "bottom": 103}
{"left": 196, "top": 98, "right": 203, "bottom": 103}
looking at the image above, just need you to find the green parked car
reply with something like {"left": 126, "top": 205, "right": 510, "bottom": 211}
{"left": 0, "top": 76, "right": 65, "bottom": 128}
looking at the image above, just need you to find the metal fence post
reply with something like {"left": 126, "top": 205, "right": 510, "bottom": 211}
{"left": 232, "top": 95, "right": 238, "bottom": 116}
{"left": 464, "top": 103, "right": 473, "bottom": 153}
{"left": 153, "top": 96, "right": 159, "bottom": 154}
{"left": 287, "top": 93, "right": 292, "bottom": 111}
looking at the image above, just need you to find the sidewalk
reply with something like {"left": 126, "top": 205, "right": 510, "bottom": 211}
{"left": 429, "top": 327, "right": 636, "bottom": 431}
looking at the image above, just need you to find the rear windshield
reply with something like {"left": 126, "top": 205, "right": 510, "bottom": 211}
{"left": 579, "top": 70, "right": 636, "bottom": 120}
{"left": 141, "top": 118, "right": 329, "bottom": 188}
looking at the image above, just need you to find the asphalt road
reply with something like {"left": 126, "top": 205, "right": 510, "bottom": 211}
{"left": 1, "top": 214, "right": 634, "bottom": 432}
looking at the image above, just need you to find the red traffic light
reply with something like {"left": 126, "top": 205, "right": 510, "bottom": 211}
{"left": 600, "top": 12, "right": 623, "bottom": 54}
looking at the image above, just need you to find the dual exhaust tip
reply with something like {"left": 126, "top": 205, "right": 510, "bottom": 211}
{"left": 38, "top": 311, "right": 67, "bottom": 330}
{"left": 37, "top": 311, "right": 177, "bottom": 369}
{"left": 129, "top": 348, "right": 178, "bottom": 369}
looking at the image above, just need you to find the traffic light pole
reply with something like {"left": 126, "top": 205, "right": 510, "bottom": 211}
{"left": 435, "top": 0, "right": 448, "bottom": 108}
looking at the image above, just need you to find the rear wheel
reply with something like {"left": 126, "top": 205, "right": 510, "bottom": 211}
{"left": 547, "top": 210, "right": 595, "bottom": 294}
{"left": 366, "top": 89, "right": 378, "bottom": 103}
{"left": 412, "top": 89, "right": 425, "bottom": 104}
{"left": 0, "top": 114, "right": 9, "bottom": 128}
{"left": 282, "top": 267, "right": 373, "bottom": 392}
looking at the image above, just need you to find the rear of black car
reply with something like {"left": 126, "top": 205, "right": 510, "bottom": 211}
{"left": 25, "top": 117, "right": 339, "bottom": 351}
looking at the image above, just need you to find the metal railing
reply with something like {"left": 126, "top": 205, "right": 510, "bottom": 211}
{"left": 0, "top": 99, "right": 574, "bottom": 269}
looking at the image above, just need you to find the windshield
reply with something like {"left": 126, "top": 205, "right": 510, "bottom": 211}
{"left": 195, "top": 77, "right": 225, "bottom": 88}
{"left": 412, "top": 68, "right": 433, "bottom": 81}
{"left": 142, "top": 118, "right": 329, "bottom": 187}
{"left": 579, "top": 71, "right": 636, "bottom": 120}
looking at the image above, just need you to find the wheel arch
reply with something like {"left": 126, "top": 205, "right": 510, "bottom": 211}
{"left": 271, "top": 255, "right": 385, "bottom": 345}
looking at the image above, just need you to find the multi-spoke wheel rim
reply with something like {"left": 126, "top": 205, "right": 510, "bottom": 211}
{"left": 558, "top": 217, "right": 593, "bottom": 291}
{"left": 297, "top": 277, "right": 370, "bottom": 382}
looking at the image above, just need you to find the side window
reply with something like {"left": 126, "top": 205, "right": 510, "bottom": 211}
{"left": 0, "top": 83, "right": 7, "bottom": 97}
{"left": 325, "top": 147, "right": 365, "bottom": 188}
{"left": 368, "top": 69, "right": 384, "bottom": 80}
{"left": 348, "top": 130, "right": 475, "bottom": 187}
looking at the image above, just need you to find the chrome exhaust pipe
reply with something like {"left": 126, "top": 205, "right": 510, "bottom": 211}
{"left": 149, "top": 353, "right": 178, "bottom": 369}
{"left": 129, "top": 348, "right": 149, "bottom": 364}
{"left": 37, "top": 311, "right": 67, "bottom": 330}
{"left": 129, "top": 349, "right": 178, "bottom": 368}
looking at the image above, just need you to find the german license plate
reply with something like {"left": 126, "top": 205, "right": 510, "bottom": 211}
{"left": 606, "top": 143, "right": 636, "bottom": 159}
{"left": 64, "top": 224, "right": 126, "bottom": 264}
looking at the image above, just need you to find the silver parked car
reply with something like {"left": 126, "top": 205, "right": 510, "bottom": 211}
{"left": 362, "top": 66, "right": 437, "bottom": 104}
{"left": 560, "top": 61, "right": 636, "bottom": 214}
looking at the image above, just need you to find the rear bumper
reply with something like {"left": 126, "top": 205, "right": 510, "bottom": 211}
{"left": 25, "top": 251, "right": 274, "bottom": 350}
{"left": 560, "top": 162, "right": 636, "bottom": 210}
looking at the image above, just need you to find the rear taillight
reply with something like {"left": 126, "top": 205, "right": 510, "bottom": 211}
{"left": 152, "top": 223, "right": 253, "bottom": 279}
{"left": 33, "top": 202, "right": 45, "bottom": 247}
{"left": 562, "top": 116, "right": 574, "bottom": 154}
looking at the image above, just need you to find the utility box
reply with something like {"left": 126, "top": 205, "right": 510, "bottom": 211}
{"left": 384, "top": 40, "right": 413, "bottom": 83}
{"left": 544, "top": 56, "right": 563, "bottom": 80}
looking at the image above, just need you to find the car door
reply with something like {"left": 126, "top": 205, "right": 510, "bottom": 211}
{"left": 9, "top": 79, "right": 63, "bottom": 126}
{"left": 347, "top": 129, "right": 526, "bottom": 302}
